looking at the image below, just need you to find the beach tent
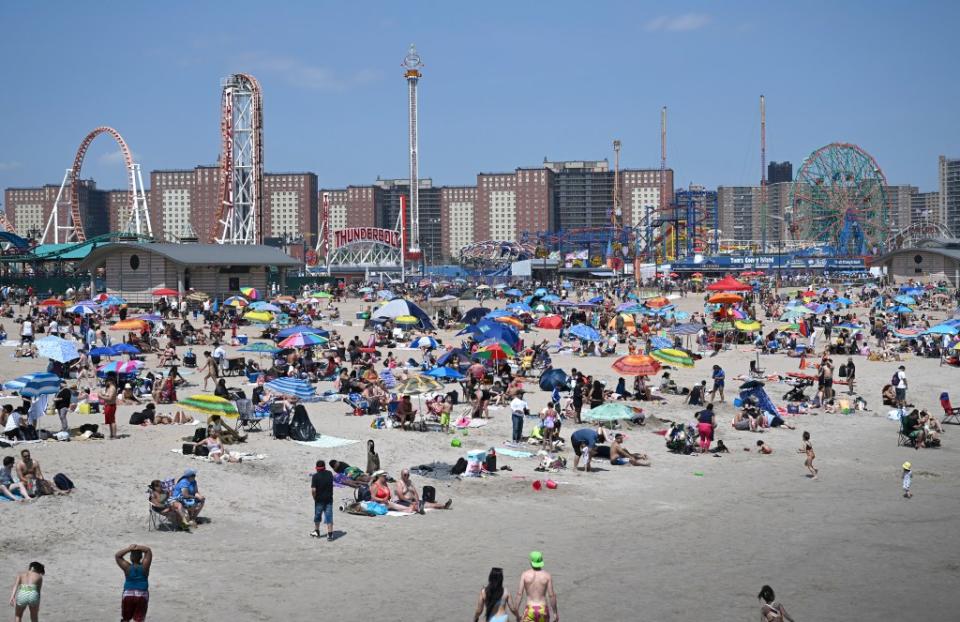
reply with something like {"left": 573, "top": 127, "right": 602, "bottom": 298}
{"left": 373, "top": 298, "right": 435, "bottom": 329}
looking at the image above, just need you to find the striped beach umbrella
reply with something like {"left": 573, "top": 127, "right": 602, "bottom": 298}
{"left": 97, "top": 360, "right": 145, "bottom": 375}
{"left": 4, "top": 372, "right": 62, "bottom": 398}
{"left": 278, "top": 332, "right": 328, "bottom": 348}
{"left": 264, "top": 377, "right": 317, "bottom": 400}
{"left": 611, "top": 354, "right": 661, "bottom": 376}
{"left": 409, "top": 336, "right": 440, "bottom": 350}
{"left": 224, "top": 296, "right": 248, "bottom": 308}
{"left": 178, "top": 394, "right": 239, "bottom": 418}
{"left": 395, "top": 375, "right": 444, "bottom": 396}
{"left": 668, "top": 323, "right": 704, "bottom": 336}
{"left": 735, "top": 320, "right": 762, "bottom": 332}
{"left": 494, "top": 316, "right": 524, "bottom": 329}
{"left": 66, "top": 304, "right": 97, "bottom": 316}
{"left": 110, "top": 319, "right": 149, "bottom": 331}
{"left": 584, "top": 403, "right": 643, "bottom": 422}
{"left": 650, "top": 348, "right": 695, "bottom": 368}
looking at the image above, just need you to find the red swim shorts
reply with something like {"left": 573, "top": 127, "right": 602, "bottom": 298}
{"left": 103, "top": 404, "right": 117, "bottom": 425}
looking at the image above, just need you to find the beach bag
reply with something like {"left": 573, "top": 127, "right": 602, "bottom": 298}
{"left": 194, "top": 445, "right": 209, "bottom": 457}
{"left": 288, "top": 405, "right": 316, "bottom": 442}
{"left": 78, "top": 402, "right": 91, "bottom": 414}
{"left": 53, "top": 473, "right": 75, "bottom": 491}
{"left": 361, "top": 501, "right": 388, "bottom": 516}
{"left": 192, "top": 428, "right": 207, "bottom": 443}
{"left": 422, "top": 485, "right": 436, "bottom": 503}
{"left": 891, "top": 372, "right": 899, "bottom": 386}
{"left": 450, "top": 457, "right": 468, "bottom": 475}
{"left": 354, "top": 484, "right": 372, "bottom": 503}
{"left": 838, "top": 364, "right": 848, "bottom": 378}
{"left": 182, "top": 443, "right": 196, "bottom": 455}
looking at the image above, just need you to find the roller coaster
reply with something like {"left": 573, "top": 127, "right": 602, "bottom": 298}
{"left": 0, "top": 231, "right": 154, "bottom": 268}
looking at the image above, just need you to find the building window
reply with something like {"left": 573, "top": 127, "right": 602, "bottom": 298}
{"left": 129, "top": 254, "right": 140, "bottom": 270}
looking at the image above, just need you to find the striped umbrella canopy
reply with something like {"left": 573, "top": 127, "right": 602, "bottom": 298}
{"left": 244, "top": 311, "right": 274, "bottom": 323}
{"left": 276, "top": 325, "right": 329, "bottom": 339}
{"left": 495, "top": 316, "right": 523, "bottom": 329}
{"left": 224, "top": 296, "right": 249, "bottom": 308}
{"left": 36, "top": 336, "right": 80, "bottom": 363}
{"left": 66, "top": 304, "right": 97, "bottom": 316}
{"left": 264, "top": 377, "right": 317, "bottom": 400}
{"left": 735, "top": 320, "right": 762, "bottom": 332}
{"left": 97, "top": 360, "right": 145, "bottom": 375}
{"left": 4, "top": 372, "right": 62, "bottom": 398}
{"left": 474, "top": 343, "right": 513, "bottom": 360}
{"left": 177, "top": 394, "right": 239, "bottom": 419}
{"left": 239, "top": 342, "right": 281, "bottom": 354}
{"left": 669, "top": 323, "right": 704, "bottom": 336}
{"left": 584, "top": 403, "right": 643, "bottom": 422}
{"left": 708, "top": 292, "right": 743, "bottom": 304}
{"left": 396, "top": 375, "right": 444, "bottom": 396}
{"left": 278, "top": 332, "right": 328, "bottom": 348}
{"left": 240, "top": 287, "right": 259, "bottom": 300}
{"left": 110, "top": 319, "right": 149, "bottom": 331}
{"left": 611, "top": 354, "right": 661, "bottom": 376}
{"left": 650, "top": 348, "right": 695, "bottom": 368}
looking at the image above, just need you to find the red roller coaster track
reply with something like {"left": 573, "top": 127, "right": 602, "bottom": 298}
{"left": 68, "top": 126, "right": 136, "bottom": 242}
{"left": 211, "top": 73, "right": 263, "bottom": 243}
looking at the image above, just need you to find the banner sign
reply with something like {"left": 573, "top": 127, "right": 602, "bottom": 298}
{"left": 333, "top": 227, "right": 402, "bottom": 249}
{"left": 672, "top": 254, "right": 866, "bottom": 272}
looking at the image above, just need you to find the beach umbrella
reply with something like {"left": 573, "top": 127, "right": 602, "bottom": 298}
{"left": 669, "top": 323, "right": 704, "bottom": 336}
{"left": 279, "top": 332, "right": 328, "bottom": 348}
{"left": 276, "top": 325, "right": 328, "bottom": 339}
{"left": 97, "top": 360, "right": 145, "bottom": 375}
{"left": 310, "top": 291, "right": 333, "bottom": 299}
{"left": 536, "top": 315, "right": 563, "bottom": 329}
{"left": 358, "top": 287, "right": 373, "bottom": 293}
{"left": 899, "top": 286, "right": 923, "bottom": 296}
{"left": 735, "top": 320, "right": 762, "bottom": 332}
{"left": 152, "top": 288, "right": 178, "bottom": 297}
{"left": 779, "top": 308, "right": 810, "bottom": 321}
{"left": 377, "top": 290, "right": 396, "bottom": 300}
{"left": 4, "top": 372, "right": 61, "bottom": 398}
{"left": 583, "top": 403, "right": 642, "bottom": 423}
{"left": 136, "top": 314, "right": 164, "bottom": 323}
{"left": 36, "top": 336, "right": 79, "bottom": 363}
{"left": 894, "top": 295, "right": 916, "bottom": 305}
{"left": 38, "top": 298, "right": 64, "bottom": 307}
{"left": 538, "top": 368, "right": 569, "bottom": 391}
{"left": 425, "top": 366, "right": 465, "bottom": 381}
{"left": 645, "top": 296, "right": 671, "bottom": 308}
{"left": 889, "top": 305, "right": 914, "bottom": 314}
{"left": 110, "top": 319, "right": 148, "bottom": 331}
{"left": 436, "top": 348, "right": 474, "bottom": 367}
{"left": 265, "top": 377, "right": 317, "bottom": 400}
{"left": 395, "top": 375, "right": 444, "bottom": 396}
{"left": 706, "top": 275, "right": 751, "bottom": 292}
{"left": 244, "top": 311, "right": 274, "bottom": 323}
{"left": 711, "top": 321, "right": 735, "bottom": 332}
{"left": 249, "top": 302, "right": 281, "bottom": 312}
{"left": 66, "top": 304, "right": 97, "bottom": 316}
{"left": 177, "top": 394, "right": 239, "bottom": 419}
{"left": 777, "top": 323, "right": 801, "bottom": 332}
{"left": 612, "top": 354, "right": 661, "bottom": 376}
{"left": 224, "top": 296, "right": 248, "bottom": 308}
{"left": 834, "top": 297, "right": 853, "bottom": 305}
{"left": 650, "top": 336, "right": 672, "bottom": 350}
{"left": 89, "top": 346, "right": 116, "bottom": 357}
{"left": 924, "top": 324, "right": 960, "bottom": 336}
{"left": 650, "top": 348, "right": 695, "bottom": 368}
{"left": 891, "top": 327, "right": 922, "bottom": 340}
{"left": 409, "top": 336, "right": 440, "bottom": 349}
{"left": 239, "top": 342, "right": 281, "bottom": 355}
{"left": 186, "top": 291, "right": 210, "bottom": 302}
{"left": 506, "top": 302, "right": 533, "bottom": 313}
{"left": 111, "top": 343, "right": 141, "bottom": 355}
{"left": 708, "top": 292, "right": 743, "bottom": 304}
{"left": 461, "top": 307, "right": 490, "bottom": 325}
{"left": 505, "top": 288, "right": 524, "bottom": 297}
{"left": 569, "top": 324, "right": 601, "bottom": 342}
{"left": 541, "top": 294, "right": 561, "bottom": 303}
{"left": 240, "top": 287, "right": 259, "bottom": 300}
{"left": 534, "top": 288, "right": 548, "bottom": 297}
{"left": 475, "top": 343, "right": 514, "bottom": 360}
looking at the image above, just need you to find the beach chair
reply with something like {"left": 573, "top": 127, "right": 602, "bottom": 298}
{"left": 897, "top": 415, "right": 916, "bottom": 448}
{"left": 148, "top": 504, "right": 181, "bottom": 531}
{"left": 940, "top": 392, "right": 960, "bottom": 425}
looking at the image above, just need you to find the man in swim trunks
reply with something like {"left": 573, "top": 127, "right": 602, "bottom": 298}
{"left": 516, "top": 551, "right": 558, "bottom": 622}
{"left": 610, "top": 433, "right": 650, "bottom": 466}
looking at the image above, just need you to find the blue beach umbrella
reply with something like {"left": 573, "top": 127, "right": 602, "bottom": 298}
{"left": 4, "top": 372, "right": 62, "bottom": 398}
{"left": 569, "top": 324, "right": 601, "bottom": 342}
{"left": 425, "top": 366, "right": 465, "bottom": 381}
{"left": 265, "top": 377, "right": 317, "bottom": 400}
{"left": 35, "top": 337, "right": 79, "bottom": 363}
{"left": 112, "top": 343, "right": 141, "bottom": 355}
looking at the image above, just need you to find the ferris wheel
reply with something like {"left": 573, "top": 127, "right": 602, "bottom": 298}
{"left": 789, "top": 142, "right": 888, "bottom": 255}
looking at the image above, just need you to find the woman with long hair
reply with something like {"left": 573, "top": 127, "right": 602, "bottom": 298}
{"left": 472, "top": 567, "right": 515, "bottom": 622}
{"left": 758, "top": 584, "right": 795, "bottom": 621}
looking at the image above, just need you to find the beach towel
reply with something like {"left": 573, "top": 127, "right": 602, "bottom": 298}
{"left": 385, "top": 508, "right": 436, "bottom": 517}
{"left": 169, "top": 448, "right": 266, "bottom": 462}
{"left": 495, "top": 448, "right": 535, "bottom": 458}
{"left": 292, "top": 436, "right": 360, "bottom": 449}
{"left": 454, "top": 418, "right": 488, "bottom": 429}
{"left": 0, "top": 491, "right": 27, "bottom": 502}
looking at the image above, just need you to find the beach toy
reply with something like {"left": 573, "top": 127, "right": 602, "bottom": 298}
{"left": 451, "top": 438, "right": 462, "bottom": 448}
{"left": 693, "top": 471, "right": 704, "bottom": 477}
{"left": 733, "top": 397, "right": 743, "bottom": 407}
{"left": 532, "top": 480, "right": 543, "bottom": 491}
{"left": 545, "top": 479, "right": 558, "bottom": 490}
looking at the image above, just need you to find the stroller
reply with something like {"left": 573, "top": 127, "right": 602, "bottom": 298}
{"left": 665, "top": 422, "right": 698, "bottom": 455}
{"left": 784, "top": 379, "right": 813, "bottom": 402}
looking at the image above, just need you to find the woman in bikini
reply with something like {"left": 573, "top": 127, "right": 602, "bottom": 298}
{"left": 758, "top": 585, "right": 795, "bottom": 621}
{"left": 800, "top": 431, "right": 818, "bottom": 479}
{"left": 9, "top": 561, "right": 44, "bottom": 622}
{"left": 368, "top": 472, "right": 414, "bottom": 513}
{"left": 472, "top": 567, "right": 516, "bottom": 622}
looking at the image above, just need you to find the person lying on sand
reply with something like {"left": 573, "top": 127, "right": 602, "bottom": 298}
{"left": 328, "top": 459, "right": 371, "bottom": 488}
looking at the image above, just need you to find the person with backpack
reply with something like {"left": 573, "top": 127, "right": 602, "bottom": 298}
{"left": 310, "top": 459, "right": 334, "bottom": 541}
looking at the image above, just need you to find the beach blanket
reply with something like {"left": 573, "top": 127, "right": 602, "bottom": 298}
{"left": 495, "top": 447, "right": 535, "bottom": 459}
{"left": 0, "top": 438, "right": 43, "bottom": 448}
{"left": 293, "top": 435, "right": 360, "bottom": 449}
{"left": 169, "top": 448, "right": 266, "bottom": 462}
{"left": 385, "top": 508, "right": 436, "bottom": 517}
{"left": 2, "top": 340, "right": 20, "bottom": 347}
{"left": 454, "top": 418, "right": 488, "bottom": 429}
{"left": 0, "top": 492, "right": 27, "bottom": 502}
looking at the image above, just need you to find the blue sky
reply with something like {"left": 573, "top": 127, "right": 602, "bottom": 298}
{"left": 1, "top": 0, "right": 957, "bottom": 199}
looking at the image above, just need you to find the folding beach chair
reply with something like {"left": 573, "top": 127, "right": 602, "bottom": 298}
{"left": 940, "top": 392, "right": 960, "bottom": 425}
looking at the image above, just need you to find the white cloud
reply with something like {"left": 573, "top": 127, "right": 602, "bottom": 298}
{"left": 0, "top": 161, "right": 21, "bottom": 171}
{"left": 240, "top": 54, "right": 380, "bottom": 92}
{"left": 645, "top": 13, "right": 712, "bottom": 32}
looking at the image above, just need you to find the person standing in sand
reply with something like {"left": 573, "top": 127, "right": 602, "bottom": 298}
{"left": 9, "top": 561, "right": 44, "bottom": 622}
{"left": 516, "top": 551, "right": 558, "bottom": 622}
{"left": 800, "top": 431, "right": 817, "bottom": 479}
{"left": 115, "top": 544, "right": 152, "bottom": 622}
{"left": 101, "top": 378, "right": 119, "bottom": 439}
{"left": 902, "top": 461, "right": 912, "bottom": 498}
{"left": 472, "top": 567, "right": 516, "bottom": 622}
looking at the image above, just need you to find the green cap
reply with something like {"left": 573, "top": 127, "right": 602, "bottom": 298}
{"left": 529, "top": 551, "right": 544, "bottom": 569}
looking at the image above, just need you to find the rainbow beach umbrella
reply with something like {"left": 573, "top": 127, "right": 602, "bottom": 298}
{"left": 650, "top": 348, "right": 695, "bottom": 368}
{"left": 611, "top": 354, "right": 661, "bottom": 376}
{"left": 279, "top": 332, "right": 328, "bottom": 348}
{"left": 240, "top": 287, "right": 259, "bottom": 300}
{"left": 177, "top": 394, "right": 239, "bottom": 419}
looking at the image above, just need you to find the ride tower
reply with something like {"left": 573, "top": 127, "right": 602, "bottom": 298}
{"left": 403, "top": 44, "right": 423, "bottom": 268}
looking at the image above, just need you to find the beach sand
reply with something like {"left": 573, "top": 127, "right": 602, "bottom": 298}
{"left": 1, "top": 292, "right": 958, "bottom": 621}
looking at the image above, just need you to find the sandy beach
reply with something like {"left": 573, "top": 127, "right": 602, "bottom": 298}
{"left": 1, "top": 291, "right": 959, "bottom": 621}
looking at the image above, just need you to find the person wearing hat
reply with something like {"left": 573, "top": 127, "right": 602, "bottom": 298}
{"left": 902, "top": 462, "right": 912, "bottom": 499}
{"left": 516, "top": 551, "right": 558, "bottom": 622}
{"left": 171, "top": 469, "right": 204, "bottom": 520}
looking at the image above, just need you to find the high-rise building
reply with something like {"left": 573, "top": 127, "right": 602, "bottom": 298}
{"left": 440, "top": 186, "right": 477, "bottom": 261}
{"left": 262, "top": 172, "right": 318, "bottom": 243}
{"left": 940, "top": 156, "right": 960, "bottom": 236}
{"left": 767, "top": 161, "right": 792, "bottom": 184}
{"left": 911, "top": 191, "right": 940, "bottom": 225}
{"left": 149, "top": 166, "right": 220, "bottom": 242}
{"left": 475, "top": 172, "right": 519, "bottom": 242}
{"left": 884, "top": 185, "right": 918, "bottom": 232}
{"left": 4, "top": 180, "right": 113, "bottom": 241}
{"left": 548, "top": 160, "right": 613, "bottom": 230}
{"left": 717, "top": 186, "right": 760, "bottom": 246}
{"left": 621, "top": 169, "right": 673, "bottom": 231}
{"left": 366, "top": 178, "right": 442, "bottom": 265}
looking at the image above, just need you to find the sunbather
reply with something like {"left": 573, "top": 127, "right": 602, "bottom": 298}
{"left": 609, "top": 433, "right": 650, "bottom": 466}
{"left": 369, "top": 472, "right": 415, "bottom": 513}
{"left": 148, "top": 479, "right": 193, "bottom": 528}
{"left": 394, "top": 468, "right": 452, "bottom": 512}
{"left": 329, "top": 459, "right": 370, "bottom": 487}
{"left": 1, "top": 456, "right": 32, "bottom": 501}
{"left": 171, "top": 469, "right": 205, "bottom": 519}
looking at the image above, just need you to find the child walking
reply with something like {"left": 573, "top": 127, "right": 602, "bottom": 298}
{"left": 902, "top": 461, "right": 912, "bottom": 498}
{"left": 801, "top": 431, "right": 818, "bottom": 479}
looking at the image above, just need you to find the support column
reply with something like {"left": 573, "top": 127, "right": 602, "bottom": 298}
{"left": 177, "top": 268, "right": 185, "bottom": 298}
